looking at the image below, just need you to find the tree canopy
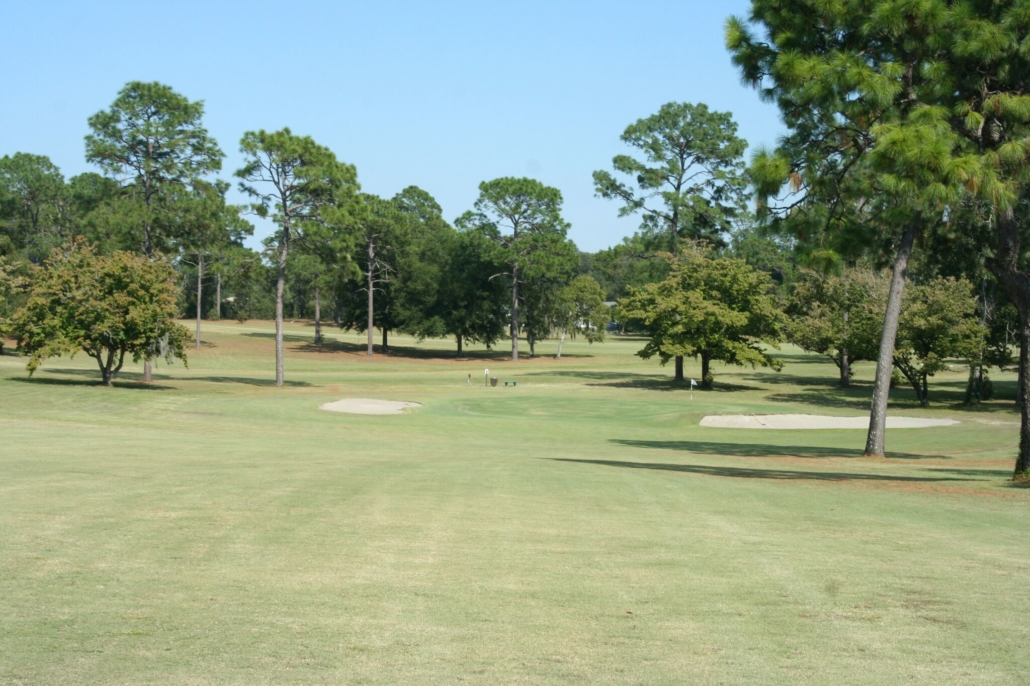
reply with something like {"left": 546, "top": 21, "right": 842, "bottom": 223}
{"left": 619, "top": 244, "right": 784, "bottom": 388}
{"left": 85, "top": 81, "right": 225, "bottom": 257}
{"left": 10, "top": 239, "right": 188, "bottom": 385}
{"left": 457, "top": 177, "right": 573, "bottom": 361}
{"left": 594, "top": 102, "right": 748, "bottom": 251}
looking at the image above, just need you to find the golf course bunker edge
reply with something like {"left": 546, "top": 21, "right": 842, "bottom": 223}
{"left": 319, "top": 398, "right": 422, "bottom": 415}
{"left": 700, "top": 414, "right": 959, "bottom": 430}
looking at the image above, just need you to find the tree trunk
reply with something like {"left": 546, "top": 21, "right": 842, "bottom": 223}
{"left": 528, "top": 331, "right": 535, "bottom": 357}
{"left": 98, "top": 354, "right": 114, "bottom": 387}
{"left": 511, "top": 264, "right": 520, "bottom": 361}
{"left": 1017, "top": 318, "right": 1030, "bottom": 476}
{"left": 457, "top": 335, "right": 463, "bottom": 357}
{"left": 143, "top": 359, "right": 152, "bottom": 383}
{"left": 314, "top": 287, "right": 321, "bottom": 344}
{"left": 701, "top": 352, "right": 711, "bottom": 389}
{"left": 275, "top": 229, "right": 289, "bottom": 387}
{"left": 216, "top": 273, "right": 222, "bottom": 320}
{"left": 966, "top": 365, "right": 980, "bottom": 404}
{"left": 367, "top": 239, "right": 375, "bottom": 357}
{"left": 674, "top": 355, "right": 684, "bottom": 382}
{"left": 382, "top": 327, "right": 388, "bottom": 351}
{"left": 556, "top": 330, "right": 566, "bottom": 359}
{"left": 840, "top": 308, "right": 850, "bottom": 388}
{"left": 195, "top": 252, "right": 203, "bottom": 350}
{"left": 986, "top": 206, "right": 1030, "bottom": 477}
{"left": 1019, "top": 334, "right": 1027, "bottom": 409}
{"left": 864, "top": 221, "right": 918, "bottom": 457}
{"left": 921, "top": 373, "right": 929, "bottom": 407}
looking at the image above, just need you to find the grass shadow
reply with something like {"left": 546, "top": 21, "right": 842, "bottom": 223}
{"left": 23, "top": 365, "right": 311, "bottom": 388}
{"left": 523, "top": 371, "right": 756, "bottom": 392}
{"left": 925, "top": 468, "right": 1012, "bottom": 478}
{"left": 243, "top": 332, "right": 581, "bottom": 361}
{"left": 550, "top": 458, "right": 971, "bottom": 482}
{"left": 190, "top": 375, "right": 313, "bottom": 387}
{"left": 610, "top": 438, "right": 944, "bottom": 460}
{"left": 767, "top": 385, "right": 1021, "bottom": 415}
{"left": 590, "top": 380, "right": 759, "bottom": 393}
{"left": 9, "top": 376, "right": 174, "bottom": 391}
{"left": 746, "top": 371, "right": 870, "bottom": 389}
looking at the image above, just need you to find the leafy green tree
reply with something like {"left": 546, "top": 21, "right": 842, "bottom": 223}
{"left": 236, "top": 128, "right": 358, "bottom": 386}
{"left": 431, "top": 229, "right": 509, "bottom": 356}
{"left": 390, "top": 187, "right": 457, "bottom": 344}
{"left": 585, "top": 234, "right": 670, "bottom": 302}
{"left": 730, "top": 220, "right": 796, "bottom": 294}
{"left": 281, "top": 246, "right": 334, "bottom": 343}
{"left": 619, "top": 244, "right": 784, "bottom": 388}
{"left": 786, "top": 268, "right": 885, "bottom": 388}
{"left": 593, "top": 102, "right": 748, "bottom": 252}
{"left": 86, "top": 81, "right": 224, "bottom": 382}
{"left": 85, "top": 81, "right": 224, "bottom": 257}
{"left": 457, "top": 177, "right": 572, "bottom": 361}
{"left": 947, "top": 11, "right": 1030, "bottom": 476}
{"left": 10, "top": 239, "right": 188, "bottom": 385}
{"left": 0, "top": 153, "right": 74, "bottom": 261}
{"left": 335, "top": 193, "right": 408, "bottom": 355}
{"left": 553, "top": 275, "right": 609, "bottom": 359}
{"left": 215, "top": 245, "right": 273, "bottom": 322}
{"left": 520, "top": 238, "right": 579, "bottom": 356}
{"left": 893, "top": 276, "right": 985, "bottom": 406}
{"left": 177, "top": 181, "right": 252, "bottom": 349}
{"left": 0, "top": 255, "right": 29, "bottom": 353}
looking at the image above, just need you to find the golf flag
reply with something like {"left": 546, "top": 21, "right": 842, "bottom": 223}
{"left": 690, "top": 378, "right": 697, "bottom": 389}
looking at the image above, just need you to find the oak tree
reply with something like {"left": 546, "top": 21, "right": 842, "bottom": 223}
{"left": 11, "top": 239, "right": 188, "bottom": 385}
{"left": 619, "top": 244, "right": 784, "bottom": 388}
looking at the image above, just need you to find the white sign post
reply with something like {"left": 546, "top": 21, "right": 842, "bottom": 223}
{"left": 484, "top": 368, "right": 489, "bottom": 387}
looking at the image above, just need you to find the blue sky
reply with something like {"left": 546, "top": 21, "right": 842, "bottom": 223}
{"left": 1, "top": 1, "right": 783, "bottom": 252}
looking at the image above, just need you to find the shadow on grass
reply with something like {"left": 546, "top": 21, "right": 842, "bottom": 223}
{"left": 767, "top": 384, "right": 1021, "bottom": 415}
{"left": 520, "top": 371, "right": 756, "bottom": 392}
{"left": 191, "top": 375, "right": 312, "bottom": 387}
{"left": 242, "top": 332, "right": 593, "bottom": 361}
{"left": 925, "top": 468, "right": 1012, "bottom": 478}
{"left": 747, "top": 371, "right": 869, "bottom": 389}
{"left": 9, "top": 376, "right": 174, "bottom": 391}
{"left": 18, "top": 366, "right": 311, "bottom": 388}
{"left": 550, "top": 458, "right": 971, "bottom": 482}
{"left": 610, "top": 438, "right": 944, "bottom": 460}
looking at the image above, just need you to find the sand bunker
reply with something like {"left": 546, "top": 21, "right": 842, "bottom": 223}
{"left": 700, "top": 414, "right": 958, "bottom": 430}
{"left": 319, "top": 398, "right": 421, "bottom": 415}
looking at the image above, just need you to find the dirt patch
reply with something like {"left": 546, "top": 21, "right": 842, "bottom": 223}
{"left": 319, "top": 398, "right": 421, "bottom": 415}
{"left": 700, "top": 414, "right": 958, "bottom": 430}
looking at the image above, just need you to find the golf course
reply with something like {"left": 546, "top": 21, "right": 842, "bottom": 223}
{"left": 1, "top": 321, "right": 1026, "bottom": 685}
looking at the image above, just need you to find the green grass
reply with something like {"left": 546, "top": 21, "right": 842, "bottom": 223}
{"left": 1, "top": 321, "right": 1027, "bottom": 684}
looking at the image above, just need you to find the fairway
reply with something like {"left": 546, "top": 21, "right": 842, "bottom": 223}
{"left": 1, "top": 322, "right": 1027, "bottom": 685}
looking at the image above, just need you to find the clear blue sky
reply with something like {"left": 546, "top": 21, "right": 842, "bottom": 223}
{"left": 1, "top": 1, "right": 783, "bottom": 253}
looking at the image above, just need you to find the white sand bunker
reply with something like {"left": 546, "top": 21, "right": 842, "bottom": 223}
{"left": 319, "top": 398, "right": 421, "bottom": 415}
{"left": 700, "top": 414, "right": 958, "bottom": 430}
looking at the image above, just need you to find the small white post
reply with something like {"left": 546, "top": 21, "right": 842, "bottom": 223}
{"left": 484, "top": 368, "right": 489, "bottom": 387}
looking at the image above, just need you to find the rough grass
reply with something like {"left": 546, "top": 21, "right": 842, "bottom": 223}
{"left": 0, "top": 321, "right": 1027, "bottom": 684}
